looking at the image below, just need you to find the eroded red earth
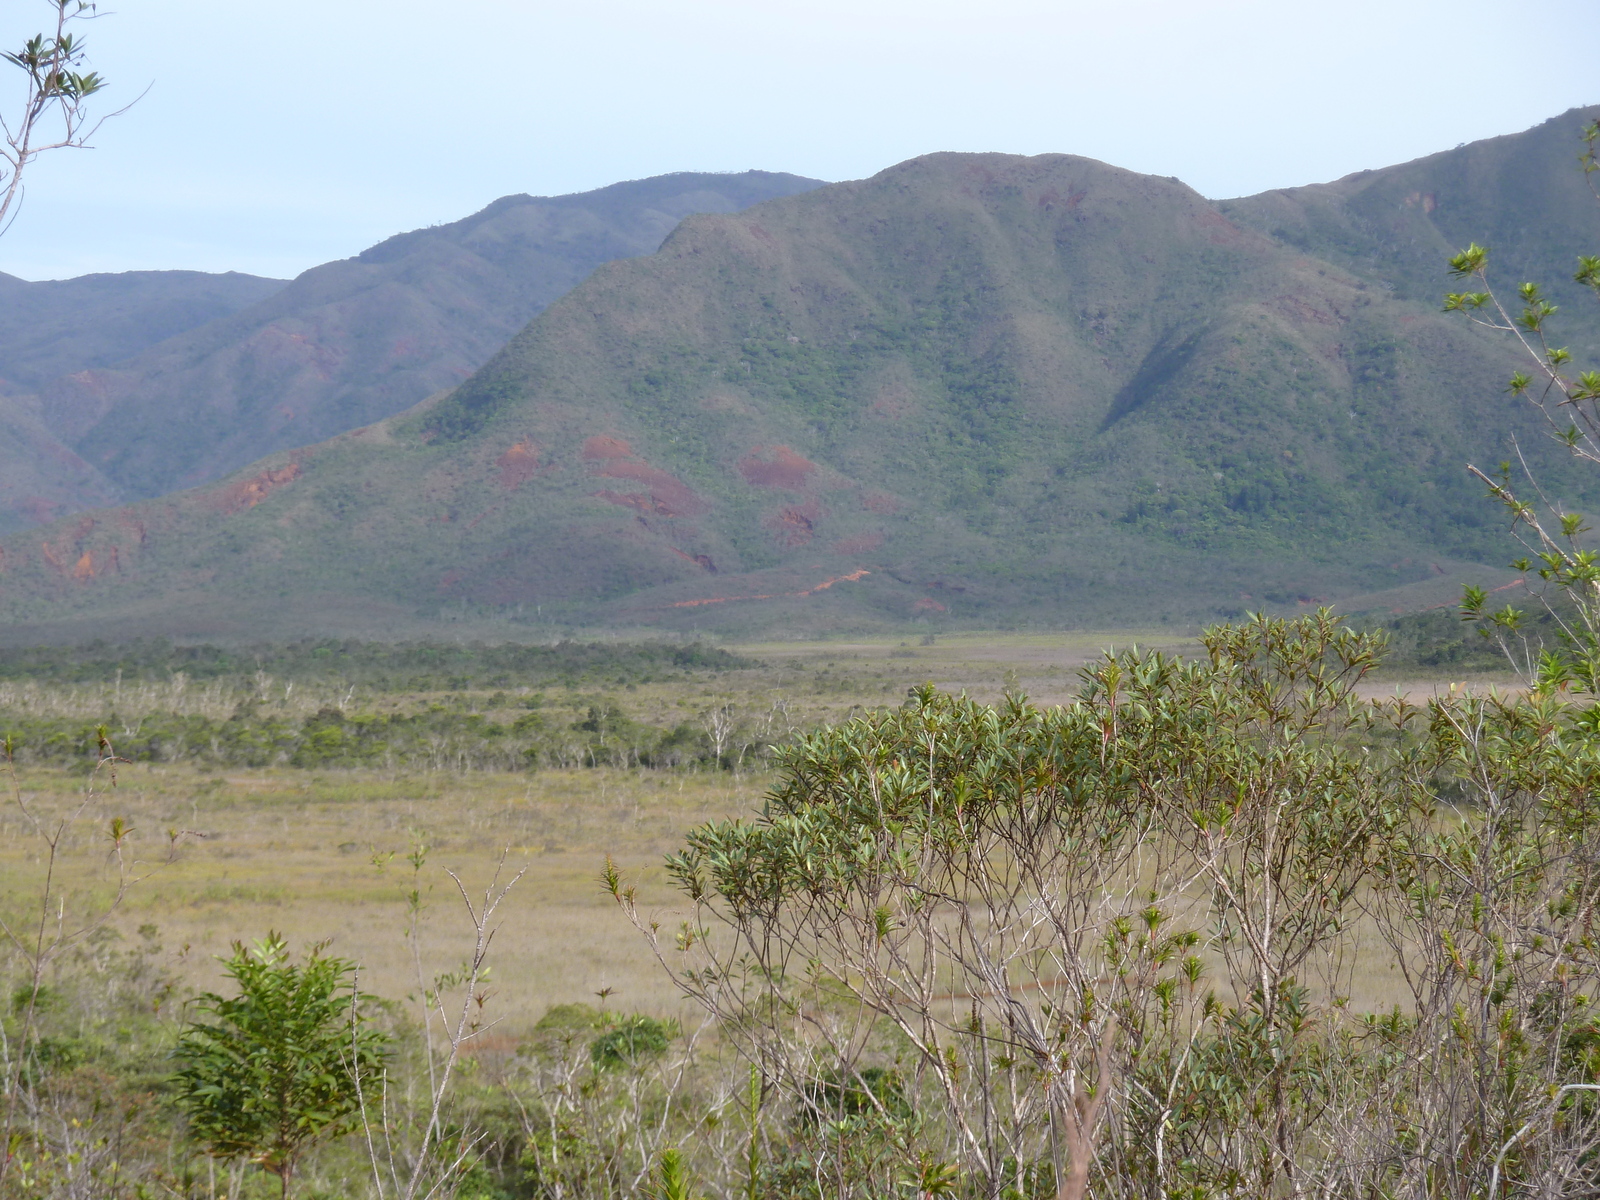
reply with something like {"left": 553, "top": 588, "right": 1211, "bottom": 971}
{"left": 830, "top": 532, "right": 883, "bottom": 554}
{"left": 213, "top": 462, "right": 303, "bottom": 515}
{"left": 582, "top": 435, "right": 634, "bottom": 460}
{"left": 582, "top": 437, "right": 709, "bottom": 517}
{"left": 765, "top": 500, "right": 820, "bottom": 548}
{"left": 737, "top": 445, "right": 816, "bottom": 490}
{"left": 666, "top": 569, "right": 871, "bottom": 608}
{"left": 496, "top": 441, "right": 541, "bottom": 489}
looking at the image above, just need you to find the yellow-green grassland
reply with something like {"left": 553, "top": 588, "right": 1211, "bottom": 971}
{"left": 0, "top": 624, "right": 1502, "bottom": 1035}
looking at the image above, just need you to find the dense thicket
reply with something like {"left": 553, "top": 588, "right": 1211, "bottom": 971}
{"left": 1, "top": 702, "right": 731, "bottom": 771}
{"left": 0, "top": 639, "right": 749, "bottom": 689}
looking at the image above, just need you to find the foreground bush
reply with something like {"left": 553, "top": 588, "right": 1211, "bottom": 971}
{"left": 618, "top": 610, "right": 1600, "bottom": 1199}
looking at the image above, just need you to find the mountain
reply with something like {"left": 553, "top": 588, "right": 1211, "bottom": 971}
{"left": 30, "top": 171, "right": 824, "bottom": 504}
{"left": 0, "top": 269, "right": 287, "bottom": 533}
{"left": 1221, "top": 108, "right": 1600, "bottom": 356}
{"left": 0, "top": 393, "right": 124, "bottom": 533}
{"left": 0, "top": 269, "right": 286, "bottom": 391}
{"left": 2, "top": 114, "right": 1597, "bottom": 640}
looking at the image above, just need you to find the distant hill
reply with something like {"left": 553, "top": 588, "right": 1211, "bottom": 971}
{"left": 0, "top": 269, "right": 287, "bottom": 532}
{"left": 5, "top": 114, "right": 1595, "bottom": 642}
{"left": 0, "top": 268, "right": 286, "bottom": 390}
{"left": 0, "top": 393, "right": 124, "bottom": 534}
{"left": 1222, "top": 108, "right": 1600, "bottom": 355}
{"left": 26, "top": 171, "right": 823, "bottom": 504}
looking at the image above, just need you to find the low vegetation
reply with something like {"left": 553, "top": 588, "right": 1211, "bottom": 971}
{"left": 6, "top": 115, "right": 1600, "bottom": 1198}
{"left": 1, "top": 613, "right": 1596, "bottom": 1199}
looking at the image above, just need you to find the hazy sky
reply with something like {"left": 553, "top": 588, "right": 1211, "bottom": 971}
{"left": 2, "top": 0, "right": 1597, "bottom": 281}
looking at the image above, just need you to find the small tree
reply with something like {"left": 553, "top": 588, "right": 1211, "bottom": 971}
{"left": 173, "top": 933, "right": 388, "bottom": 1199}
{"left": 1, "top": 0, "right": 123, "bottom": 238}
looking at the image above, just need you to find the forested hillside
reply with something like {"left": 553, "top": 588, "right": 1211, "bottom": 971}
{"left": 37, "top": 171, "right": 824, "bottom": 502}
{"left": 2, "top": 111, "right": 1597, "bottom": 637}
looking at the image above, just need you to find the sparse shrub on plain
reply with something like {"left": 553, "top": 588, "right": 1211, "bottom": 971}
{"left": 173, "top": 934, "right": 389, "bottom": 1199}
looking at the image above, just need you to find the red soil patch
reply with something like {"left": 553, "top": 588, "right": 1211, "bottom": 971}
{"left": 40, "top": 440, "right": 86, "bottom": 469}
{"left": 1034, "top": 185, "right": 1086, "bottom": 212}
{"left": 765, "top": 500, "right": 820, "bottom": 548}
{"left": 861, "top": 491, "right": 901, "bottom": 514}
{"left": 738, "top": 445, "right": 816, "bottom": 490}
{"left": 592, "top": 461, "right": 708, "bottom": 516}
{"left": 806, "top": 569, "right": 869, "bottom": 593}
{"left": 913, "top": 597, "right": 947, "bottom": 613}
{"left": 251, "top": 325, "right": 343, "bottom": 380}
{"left": 34, "top": 535, "right": 118, "bottom": 582}
{"left": 214, "top": 462, "right": 302, "bottom": 515}
{"left": 68, "top": 546, "right": 119, "bottom": 581}
{"left": 496, "top": 441, "right": 541, "bottom": 489}
{"left": 582, "top": 435, "right": 634, "bottom": 460}
{"left": 667, "top": 569, "right": 871, "bottom": 608}
{"left": 1274, "top": 295, "right": 1336, "bottom": 326}
{"left": 830, "top": 532, "right": 883, "bottom": 555}
{"left": 64, "top": 369, "right": 110, "bottom": 396}
{"left": 117, "top": 514, "right": 147, "bottom": 544}
{"left": 592, "top": 490, "right": 664, "bottom": 516}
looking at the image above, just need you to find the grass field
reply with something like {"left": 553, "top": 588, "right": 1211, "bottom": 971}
{"left": 0, "top": 627, "right": 1511, "bottom": 1038}
{"left": 0, "top": 763, "right": 748, "bottom": 1032}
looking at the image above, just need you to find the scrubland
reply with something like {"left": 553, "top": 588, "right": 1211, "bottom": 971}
{"left": 3, "top": 621, "right": 1552, "bottom": 1200}
{"left": 0, "top": 630, "right": 1197, "bottom": 1026}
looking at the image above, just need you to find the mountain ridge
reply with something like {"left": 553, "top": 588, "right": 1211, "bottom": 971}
{"left": 38, "top": 170, "right": 826, "bottom": 503}
{"left": 4, "top": 123, "right": 1590, "bottom": 640}
{"left": 0, "top": 268, "right": 290, "bottom": 533}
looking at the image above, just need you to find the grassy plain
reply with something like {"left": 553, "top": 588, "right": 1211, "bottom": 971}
{"left": 0, "top": 626, "right": 1510, "bottom": 1041}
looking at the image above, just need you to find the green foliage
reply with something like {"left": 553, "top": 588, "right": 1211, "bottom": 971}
{"left": 1, "top": 0, "right": 110, "bottom": 237}
{"left": 636, "top": 609, "right": 1600, "bottom": 1198}
{"left": 0, "top": 928, "right": 189, "bottom": 1198}
{"left": 1439, "top": 119, "right": 1600, "bottom": 694}
{"left": 651, "top": 1147, "right": 700, "bottom": 1200}
{"left": 172, "top": 934, "right": 388, "bottom": 1193}
{"left": 0, "top": 637, "right": 750, "bottom": 688}
{"left": 588, "top": 1014, "right": 674, "bottom": 1070}
{"left": 14, "top": 611, "right": 1600, "bottom": 1197}
{"left": 0, "top": 694, "right": 747, "bottom": 772}
{"left": 0, "top": 637, "right": 769, "bottom": 774}
{"left": 798, "top": 1066, "right": 911, "bottom": 1124}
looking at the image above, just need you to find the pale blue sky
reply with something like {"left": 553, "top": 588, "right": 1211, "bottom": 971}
{"left": 2, "top": 0, "right": 1598, "bottom": 281}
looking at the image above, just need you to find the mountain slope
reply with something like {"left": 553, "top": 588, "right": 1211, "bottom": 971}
{"left": 0, "top": 144, "right": 1578, "bottom": 638}
{"left": 1222, "top": 105, "right": 1600, "bottom": 347}
{"left": 0, "top": 268, "right": 285, "bottom": 392}
{"left": 41, "top": 171, "right": 824, "bottom": 501}
{"left": 0, "top": 394, "right": 124, "bottom": 535}
{"left": 0, "top": 268, "right": 287, "bottom": 534}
